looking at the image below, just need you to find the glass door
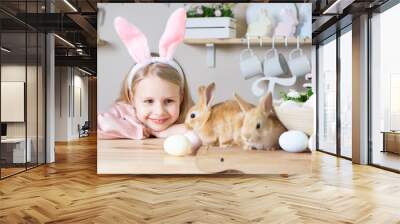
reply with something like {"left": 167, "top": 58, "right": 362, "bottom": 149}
{"left": 1, "top": 30, "right": 28, "bottom": 178}
{"left": 0, "top": 1, "right": 47, "bottom": 179}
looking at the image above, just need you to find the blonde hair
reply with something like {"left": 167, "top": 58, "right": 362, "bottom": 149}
{"left": 117, "top": 59, "right": 193, "bottom": 123}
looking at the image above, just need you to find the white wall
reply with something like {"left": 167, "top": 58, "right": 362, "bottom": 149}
{"left": 55, "top": 66, "right": 69, "bottom": 141}
{"left": 97, "top": 3, "right": 312, "bottom": 112}
{"left": 54, "top": 67, "right": 89, "bottom": 141}
{"left": 72, "top": 73, "right": 89, "bottom": 138}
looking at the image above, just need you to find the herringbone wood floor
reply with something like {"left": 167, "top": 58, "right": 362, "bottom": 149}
{"left": 1, "top": 135, "right": 400, "bottom": 224}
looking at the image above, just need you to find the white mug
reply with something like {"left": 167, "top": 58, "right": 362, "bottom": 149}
{"left": 263, "top": 48, "right": 288, "bottom": 77}
{"left": 239, "top": 48, "right": 263, "bottom": 80}
{"left": 287, "top": 48, "right": 311, "bottom": 77}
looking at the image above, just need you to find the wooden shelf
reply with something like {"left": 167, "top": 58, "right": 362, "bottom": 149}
{"left": 183, "top": 37, "right": 311, "bottom": 67}
{"left": 184, "top": 37, "right": 312, "bottom": 45}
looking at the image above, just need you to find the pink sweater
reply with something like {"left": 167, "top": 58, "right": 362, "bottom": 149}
{"left": 98, "top": 102, "right": 203, "bottom": 150}
{"left": 97, "top": 102, "right": 145, "bottom": 139}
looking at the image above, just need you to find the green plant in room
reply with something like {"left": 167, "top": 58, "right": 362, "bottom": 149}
{"left": 280, "top": 88, "right": 313, "bottom": 103}
{"left": 186, "top": 3, "right": 235, "bottom": 18}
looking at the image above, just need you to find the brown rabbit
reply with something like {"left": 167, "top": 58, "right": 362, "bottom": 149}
{"left": 185, "top": 82, "right": 252, "bottom": 147}
{"left": 234, "top": 92, "right": 286, "bottom": 150}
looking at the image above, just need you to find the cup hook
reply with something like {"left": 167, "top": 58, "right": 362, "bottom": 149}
{"left": 246, "top": 34, "right": 250, "bottom": 49}
{"left": 297, "top": 36, "right": 300, "bottom": 49}
{"left": 285, "top": 36, "right": 288, "bottom": 48}
{"left": 272, "top": 36, "right": 275, "bottom": 49}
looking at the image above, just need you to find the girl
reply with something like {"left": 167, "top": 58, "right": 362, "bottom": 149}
{"left": 98, "top": 8, "right": 193, "bottom": 139}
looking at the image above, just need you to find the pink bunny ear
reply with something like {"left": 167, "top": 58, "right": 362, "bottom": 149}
{"left": 281, "top": 9, "right": 298, "bottom": 23}
{"left": 159, "top": 8, "right": 186, "bottom": 60}
{"left": 114, "top": 16, "right": 151, "bottom": 64}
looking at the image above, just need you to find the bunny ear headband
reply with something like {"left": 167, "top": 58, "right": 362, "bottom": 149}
{"left": 114, "top": 8, "right": 186, "bottom": 90}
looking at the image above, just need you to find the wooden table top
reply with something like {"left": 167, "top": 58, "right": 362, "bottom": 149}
{"left": 98, "top": 138, "right": 312, "bottom": 174}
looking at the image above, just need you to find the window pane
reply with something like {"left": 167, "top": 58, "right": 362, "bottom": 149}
{"left": 27, "top": 31, "right": 38, "bottom": 169}
{"left": 318, "top": 37, "right": 337, "bottom": 154}
{"left": 371, "top": 3, "right": 400, "bottom": 171}
{"left": 340, "top": 29, "right": 352, "bottom": 158}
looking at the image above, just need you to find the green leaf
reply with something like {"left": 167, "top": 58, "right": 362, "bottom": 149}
{"left": 280, "top": 88, "right": 314, "bottom": 103}
{"left": 187, "top": 11, "right": 197, "bottom": 18}
{"left": 221, "top": 9, "right": 233, "bottom": 18}
{"left": 186, "top": 4, "right": 234, "bottom": 18}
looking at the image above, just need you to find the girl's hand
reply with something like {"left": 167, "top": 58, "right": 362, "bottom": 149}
{"left": 149, "top": 129, "right": 165, "bottom": 138}
{"left": 166, "top": 124, "right": 187, "bottom": 135}
{"left": 142, "top": 126, "right": 151, "bottom": 138}
{"left": 150, "top": 124, "right": 187, "bottom": 138}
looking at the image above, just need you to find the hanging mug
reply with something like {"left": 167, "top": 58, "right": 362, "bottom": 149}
{"left": 263, "top": 48, "right": 288, "bottom": 77}
{"left": 239, "top": 48, "right": 263, "bottom": 80}
{"left": 287, "top": 48, "right": 311, "bottom": 77}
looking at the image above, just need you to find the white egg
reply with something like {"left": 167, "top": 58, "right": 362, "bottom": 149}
{"left": 163, "top": 135, "right": 192, "bottom": 156}
{"left": 279, "top": 130, "right": 308, "bottom": 153}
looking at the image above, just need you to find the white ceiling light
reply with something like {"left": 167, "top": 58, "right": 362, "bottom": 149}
{"left": 63, "top": 0, "right": 78, "bottom": 12}
{"left": 54, "top": 34, "right": 75, "bottom": 48}
{"left": 323, "top": 0, "right": 355, "bottom": 14}
{"left": 1, "top": 47, "right": 11, "bottom": 53}
{"left": 78, "top": 67, "right": 92, "bottom": 76}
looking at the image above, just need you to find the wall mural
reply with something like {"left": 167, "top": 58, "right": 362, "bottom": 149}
{"left": 97, "top": 3, "right": 313, "bottom": 174}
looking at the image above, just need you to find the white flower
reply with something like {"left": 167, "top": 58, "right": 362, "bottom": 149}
{"left": 214, "top": 9, "right": 222, "bottom": 17}
{"left": 287, "top": 89, "right": 300, "bottom": 98}
{"left": 196, "top": 7, "right": 203, "bottom": 15}
{"left": 184, "top": 5, "right": 193, "bottom": 12}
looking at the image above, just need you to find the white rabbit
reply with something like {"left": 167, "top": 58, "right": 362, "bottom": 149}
{"left": 274, "top": 8, "right": 298, "bottom": 37}
{"left": 297, "top": 4, "right": 312, "bottom": 38}
{"left": 246, "top": 8, "right": 273, "bottom": 37}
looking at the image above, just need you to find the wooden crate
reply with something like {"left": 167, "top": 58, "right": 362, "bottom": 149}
{"left": 185, "top": 17, "right": 236, "bottom": 39}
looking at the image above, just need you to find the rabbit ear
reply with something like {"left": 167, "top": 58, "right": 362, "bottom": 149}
{"left": 197, "top": 86, "right": 206, "bottom": 107}
{"left": 258, "top": 92, "right": 273, "bottom": 113}
{"left": 198, "top": 82, "right": 215, "bottom": 109}
{"left": 159, "top": 8, "right": 186, "bottom": 60}
{"left": 234, "top": 93, "right": 254, "bottom": 113}
{"left": 114, "top": 16, "right": 151, "bottom": 64}
{"left": 205, "top": 82, "right": 215, "bottom": 108}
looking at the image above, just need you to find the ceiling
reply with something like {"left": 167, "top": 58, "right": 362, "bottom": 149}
{"left": 0, "top": 0, "right": 392, "bottom": 76}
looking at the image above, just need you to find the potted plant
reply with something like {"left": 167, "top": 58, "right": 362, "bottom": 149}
{"left": 185, "top": 4, "right": 237, "bottom": 39}
{"left": 274, "top": 89, "right": 314, "bottom": 135}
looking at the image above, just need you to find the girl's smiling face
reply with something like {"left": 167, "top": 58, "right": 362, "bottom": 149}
{"left": 133, "top": 75, "right": 182, "bottom": 131}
